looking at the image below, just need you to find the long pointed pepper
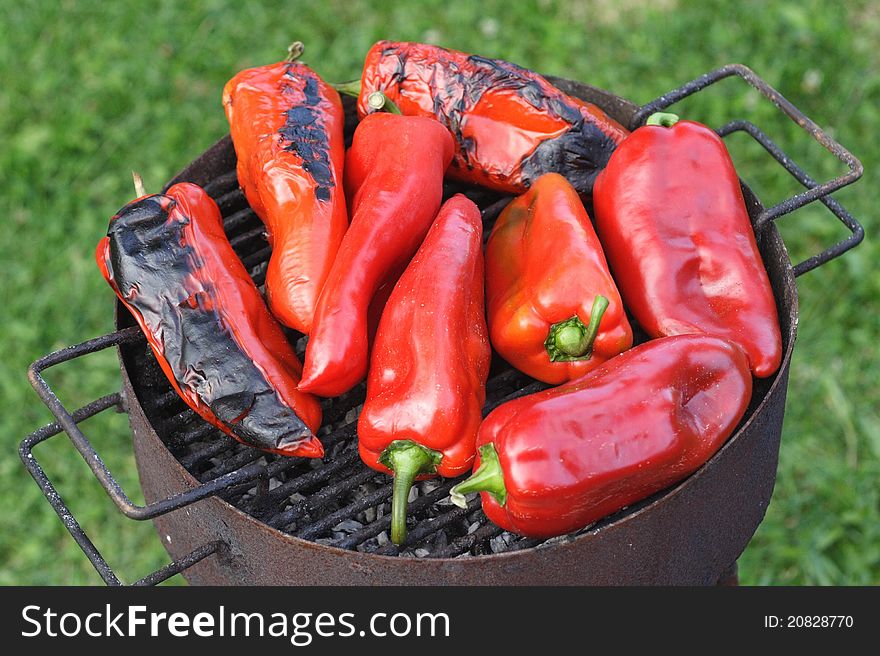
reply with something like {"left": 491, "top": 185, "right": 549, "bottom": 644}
{"left": 357, "top": 195, "right": 490, "bottom": 545}
{"left": 96, "top": 182, "right": 323, "bottom": 458}
{"left": 298, "top": 112, "right": 455, "bottom": 398}
{"left": 222, "top": 43, "right": 348, "bottom": 334}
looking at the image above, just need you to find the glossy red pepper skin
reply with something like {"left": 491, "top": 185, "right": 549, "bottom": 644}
{"left": 95, "top": 183, "right": 323, "bottom": 458}
{"left": 451, "top": 335, "right": 752, "bottom": 538}
{"left": 593, "top": 115, "right": 782, "bottom": 378}
{"left": 223, "top": 60, "right": 348, "bottom": 334}
{"left": 298, "top": 113, "right": 455, "bottom": 397}
{"left": 486, "top": 173, "right": 632, "bottom": 384}
{"left": 353, "top": 41, "right": 629, "bottom": 195}
{"left": 358, "top": 195, "right": 490, "bottom": 544}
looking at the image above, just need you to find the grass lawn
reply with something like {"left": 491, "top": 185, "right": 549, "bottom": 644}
{"left": 2, "top": 0, "right": 877, "bottom": 585}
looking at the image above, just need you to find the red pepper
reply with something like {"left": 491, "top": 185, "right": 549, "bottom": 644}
{"left": 593, "top": 112, "right": 782, "bottom": 378}
{"left": 298, "top": 112, "right": 455, "bottom": 397}
{"left": 339, "top": 41, "right": 629, "bottom": 195}
{"left": 358, "top": 194, "right": 490, "bottom": 545}
{"left": 222, "top": 47, "right": 348, "bottom": 334}
{"left": 485, "top": 173, "right": 632, "bottom": 384}
{"left": 450, "top": 335, "right": 752, "bottom": 538}
{"left": 96, "top": 182, "right": 323, "bottom": 457}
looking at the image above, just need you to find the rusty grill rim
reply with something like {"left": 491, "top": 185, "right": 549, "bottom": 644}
{"left": 19, "top": 63, "right": 864, "bottom": 585}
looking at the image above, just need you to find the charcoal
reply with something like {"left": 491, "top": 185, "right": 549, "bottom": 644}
{"left": 363, "top": 504, "right": 377, "bottom": 524}
{"left": 331, "top": 519, "right": 364, "bottom": 534}
{"left": 344, "top": 406, "right": 360, "bottom": 424}
{"left": 490, "top": 533, "right": 515, "bottom": 554}
{"left": 428, "top": 527, "right": 448, "bottom": 552}
{"left": 419, "top": 479, "right": 442, "bottom": 496}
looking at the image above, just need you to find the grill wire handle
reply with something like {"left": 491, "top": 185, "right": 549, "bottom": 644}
{"left": 20, "top": 327, "right": 238, "bottom": 585}
{"left": 632, "top": 63, "right": 864, "bottom": 276}
{"left": 19, "top": 63, "right": 867, "bottom": 585}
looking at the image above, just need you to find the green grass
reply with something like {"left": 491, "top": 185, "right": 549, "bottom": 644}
{"left": 1, "top": 0, "right": 877, "bottom": 585}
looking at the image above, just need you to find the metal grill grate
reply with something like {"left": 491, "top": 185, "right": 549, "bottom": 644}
{"left": 123, "top": 173, "right": 560, "bottom": 557}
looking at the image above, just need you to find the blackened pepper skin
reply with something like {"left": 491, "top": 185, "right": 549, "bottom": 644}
{"left": 96, "top": 183, "right": 323, "bottom": 458}
{"left": 356, "top": 41, "right": 630, "bottom": 194}
{"left": 278, "top": 75, "right": 336, "bottom": 202}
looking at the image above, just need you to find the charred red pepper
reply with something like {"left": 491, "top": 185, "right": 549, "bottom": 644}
{"left": 298, "top": 111, "right": 455, "bottom": 397}
{"left": 486, "top": 173, "right": 632, "bottom": 384}
{"left": 450, "top": 335, "right": 752, "bottom": 538}
{"left": 593, "top": 112, "right": 782, "bottom": 378}
{"left": 96, "top": 182, "right": 323, "bottom": 457}
{"left": 358, "top": 195, "right": 490, "bottom": 545}
{"left": 222, "top": 45, "right": 348, "bottom": 334}
{"left": 339, "top": 41, "right": 629, "bottom": 195}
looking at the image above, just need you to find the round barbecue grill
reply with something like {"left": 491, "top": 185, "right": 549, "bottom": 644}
{"left": 21, "top": 64, "right": 864, "bottom": 586}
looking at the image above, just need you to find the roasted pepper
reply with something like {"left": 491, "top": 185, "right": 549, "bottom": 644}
{"left": 486, "top": 173, "right": 632, "bottom": 384}
{"left": 593, "top": 112, "right": 782, "bottom": 378}
{"left": 338, "top": 40, "right": 629, "bottom": 195}
{"left": 358, "top": 194, "right": 490, "bottom": 545}
{"left": 450, "top": 335, "right": 752, "bottom": 538}
{"left": 222, "top": 45, "right": 348, "bottom": 334}
{"left": 96, "top": 182, "right": 323, "bottom": 457}
{"left": 298, "top": 111, "right": 455, "bottom": 397}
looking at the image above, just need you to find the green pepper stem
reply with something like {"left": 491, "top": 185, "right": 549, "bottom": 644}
{"left": 378, "top": 440, "right": 442, "bottom": 545}
{"left": 332, "top": 79, "right": 362, "bottom": 97}
{"left": 544, "top": 295, "right": 609, "bottom": 362}
{"left": 367, "top": 91, "right": 402, "bottom": 114}
{"left": 285, "top": 41, "right": 305, "bottom": 62}
{"left": 555, "top": 323, "right": 588, "bottom": 356}
{"left": 645, "top": 111, "right": 679, "bottom": 127}
{"left": 449, "top": 444, "right": 507, "bottom": 508}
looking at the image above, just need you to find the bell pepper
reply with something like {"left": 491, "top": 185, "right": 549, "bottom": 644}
{"left": 485, "top": 173, "right": 632, "bottom": 384}
{"left": 358, "top": 194, "right": 490, "bottom": 545}
{"left": 96, "top": 182, "right": 323, "bottom": 457}
{"left": 298, "top": 111, "right": 455, "bottom": 397}
{"left": 336, "top": 40, "right": 629, "bottom": 195}
{"left": 450, "top": 334, "right": 752, "bottom": 538}
{"left": 593, "top": 112, "right": 782, "bottom": 378}
{"left": 222, "top": 45, "right": 348, "bottom": 334}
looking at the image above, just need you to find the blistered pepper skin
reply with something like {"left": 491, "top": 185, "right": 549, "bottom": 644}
{"left": 455, "top": 335, "right": 752, "bottom": 539}
{"left": 486, "top": 173, "right": 632, "bottom": 384}
{"left": 298, "top": 113, "right": 455, "bottom": 397}
{"left": 593, "top": 116, "right": 782, "bottom": 378}
{"left": 223, "top": 60, "right": 348, "bottom": 334}
{"left": 355, "top": 41, "right": 629, "bottom": 195}
{"left": 96, "top": 183, "right": 323, "bottom": 458}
